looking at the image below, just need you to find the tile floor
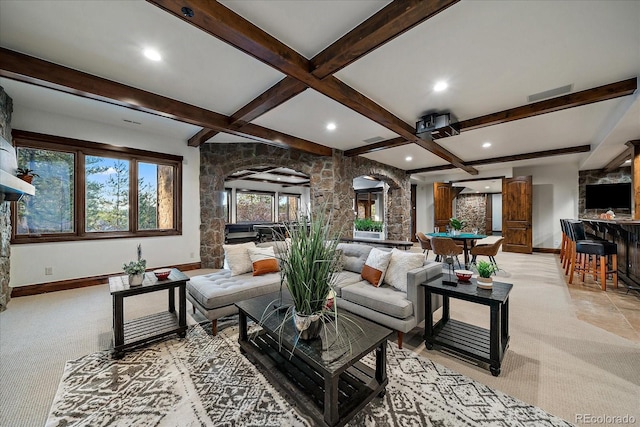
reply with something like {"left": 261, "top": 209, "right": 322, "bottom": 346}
{"left": 562, "top": 257, "right": 640, "bottom": 342}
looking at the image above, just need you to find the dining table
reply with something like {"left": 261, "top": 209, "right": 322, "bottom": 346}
{"left": 427, "top": 232, "right": 488, "bottom": 269}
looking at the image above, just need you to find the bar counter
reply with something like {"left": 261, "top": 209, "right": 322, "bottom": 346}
{"left": 581, "top": 219, "right": 640, "bottom": 291}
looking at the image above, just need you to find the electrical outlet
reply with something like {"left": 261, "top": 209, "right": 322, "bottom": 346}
{"left": 45, "top": 267, "right": 53, "bottom": 275}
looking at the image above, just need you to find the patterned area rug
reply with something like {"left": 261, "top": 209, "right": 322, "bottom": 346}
{"left": 46, "top": 323, "right": 572, "bottom": 426}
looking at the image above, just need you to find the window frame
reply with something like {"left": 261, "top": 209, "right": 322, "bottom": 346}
{"left": 235, "top": 190, "right": 275, "bottom": 223}
{"left": 11, "top": 130, "right": 182, "bottom": 244}
{"left": 278, "top": 192, "right": 301, "bottom": 222}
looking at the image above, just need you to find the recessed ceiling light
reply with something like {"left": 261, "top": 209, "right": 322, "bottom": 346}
{"left": 326, "top": 122, "right": 336, "bottom": 131}
{"left": 485, "top": 186, "right": 490, "bottom": 189}
{"left": 482, "top": 142, "right": 492, "bottom": 148}
{"left": 405, "top": 156, "right": 413, "bottom": 161}
{"left": 625, "top": 159, "right": 631, "bottom": 163}
{"left": 143, "top": 48, "right": 162, "bottom": 61}
{"left": 434, "top": 81, "right": 448, "bottom": 92}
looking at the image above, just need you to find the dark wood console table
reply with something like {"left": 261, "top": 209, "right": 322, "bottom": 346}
{"left": 236, "top": 293, "right": 392, "bottom": 427}
{"left": 339, "top": 236, "right": 413, "bottom": 250}
{"left": 109, "top": 268, "right": 189, "bottom": 359}
{"left": 422, "top": 278, "right": 512, "bottom": 376}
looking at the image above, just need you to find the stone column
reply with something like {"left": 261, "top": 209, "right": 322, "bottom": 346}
{"left": 0, "top": 86, "right": 14, "bottom": 311}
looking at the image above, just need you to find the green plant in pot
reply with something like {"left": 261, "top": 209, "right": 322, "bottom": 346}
{"left": 278, "top": 207, "right": 343, "bottom": 340}
{"left": 449, "top": 217, "right": 465, "bottom": 235}
{"left": 354, "top": 217, "right": 383, "bottom": 232}
{"left": 16, "top": 167, "right": 39, "bottom": 184}
{"left": 476, "top": 260, "right": 496, "bottom": 289}
{"left": 123, "top": 244, "right": 146, "bottom": 287}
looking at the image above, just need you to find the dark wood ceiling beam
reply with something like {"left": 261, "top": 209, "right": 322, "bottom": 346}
{"left": 452, "top": 78, "right": 637, "bottom": 135}
{"left": 310, "top": 0, "right": 459, "bottom": 79}
{"left": 147, "top": 0, "right": 478, "bottom": 175}
{"left": 345, "top": 137, "right": 410, "bottom": 156}
{"left": 0, "top": 47, "right": 331, "bottom": 156}
{"left": 408, "top": 145, "right": 591, "bottom": 174}
{"left": 189, "top": 76, "right": 307, "bottom": 146}
{"left": 603, "top": 147, "right": 632, "bottom": 173}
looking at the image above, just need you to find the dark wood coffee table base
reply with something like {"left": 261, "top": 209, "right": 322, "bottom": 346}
{"left": 236, "top": 294, "right": 391, "bottom": 427}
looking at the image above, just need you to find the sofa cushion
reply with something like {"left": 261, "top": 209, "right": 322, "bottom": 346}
{"left": 361, "top": 247, "right": 392, "bottom": 287}
{"left": 248, "top": 246, "right": 280, "bottom": 276}
{"left": 336, "top": 243, "right": 373, "bottom": 273}
{"left": 340, "top": 281, "right": 413, "bottom": 319}
{"left": 223, "top": 242, "right": 256, "bottom": 276}
{"left": 187, "top": 270, "right": 281, "bottom": 309}
{"left": 331, "top": 270, "right": 363, "bottom": 297}
{"left": 384, "top": 249, "right": 425, "bottom": 292}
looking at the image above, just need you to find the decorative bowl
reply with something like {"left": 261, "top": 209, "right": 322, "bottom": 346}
{"left": 153, "top": 268, "right": 172, "bottom": 280}
{"left": 454, "top": 269, "right": 473, "bottom": 282}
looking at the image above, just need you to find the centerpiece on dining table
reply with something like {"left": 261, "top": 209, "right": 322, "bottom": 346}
{"left": 449, "top": 217, "right": 465, "bottom": 236}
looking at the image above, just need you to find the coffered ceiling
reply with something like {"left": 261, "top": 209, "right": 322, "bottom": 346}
{"left": 0, "top": 0, "right": 638, "bottom": 179}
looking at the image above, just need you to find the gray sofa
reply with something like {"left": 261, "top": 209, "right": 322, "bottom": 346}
{"left": 187, "top": 242, "right": 443, "bottom": 347}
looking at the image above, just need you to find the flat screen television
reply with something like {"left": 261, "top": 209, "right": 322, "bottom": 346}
{"left": 585, "top": 183, "right": 631, "bottom": 209}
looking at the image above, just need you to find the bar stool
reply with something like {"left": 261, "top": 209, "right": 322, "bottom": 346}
{"left": 568, "top": 221, "right": 618, "bottom": 290}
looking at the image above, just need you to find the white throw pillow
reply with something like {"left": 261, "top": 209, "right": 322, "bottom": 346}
{"left": 383, "top": 249, "right": 425, "bottom": 292}
{"left": 223, "top": 242, "right": 256, "bottom": 276}
{"left": 361, "top": 247, "right": 392, "bottom": 287}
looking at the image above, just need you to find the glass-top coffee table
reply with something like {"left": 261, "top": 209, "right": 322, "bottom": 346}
{"left": 236, "top": 293, "right": 392, "bottom": 427}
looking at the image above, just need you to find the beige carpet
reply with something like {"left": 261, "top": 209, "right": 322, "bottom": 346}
{"left": 1, "top": 253, "right": 639, "bottom": 426}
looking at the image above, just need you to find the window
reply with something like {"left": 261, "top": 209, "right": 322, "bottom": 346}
{"left": 236, "top": 191, "right": 273, "bottom": 222}
{"left": 12, "top": 130, "right": 182, "bottom": 243}
{"left": 278, "top": 194, "right": 300, "bottom": 222}
{"left": 355, "top": 190, "right": 382, "bottom": 220}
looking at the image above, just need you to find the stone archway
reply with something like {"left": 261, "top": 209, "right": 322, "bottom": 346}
{"left": 199, "top": 144, "right": 411, "bottom": 268}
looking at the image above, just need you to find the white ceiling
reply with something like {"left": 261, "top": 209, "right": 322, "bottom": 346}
{"left": 0, "top": 0, "right": 638, "bottom": 178}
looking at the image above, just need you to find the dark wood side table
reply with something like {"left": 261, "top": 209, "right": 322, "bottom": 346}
{"left": 109, "top": 268, "right": 189, "bottom": 359}
{"left": 422, "top": 278, "right": 512, "bottom": 376}
{"left": 236, "top": 293, "right": 392, "bottom": 427}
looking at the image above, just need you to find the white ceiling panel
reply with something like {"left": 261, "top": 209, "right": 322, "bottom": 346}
{"left": 336, "top": 0, "right": 640, "bottom": 124}
{"left": 1, "top": 78, "right": 200, "bottom": 140}
{"left": 219, "top": 0, "right": 392, "bottom": 58}
{"left": 0, "top": 0, "right": 284, "bottom": 115}
{"left": 362, "top": 143, "right": 449, "bottom": 171}
{"left": 251, "top": 90, "right": 399, "bottom": 150}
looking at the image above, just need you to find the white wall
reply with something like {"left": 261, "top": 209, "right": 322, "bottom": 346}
{"left": 9, "top": 107, "right": 201, "bottom": 287}
{"left": 492, "top": 193, "right": 502, "bottom": 231}
{"left": 415, "top": 183, "right": 434, "bottom": 233}
{"left": 513, "top": 163, "right": 579, "bottom": 249}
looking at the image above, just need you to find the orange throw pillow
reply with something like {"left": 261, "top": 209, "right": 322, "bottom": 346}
{"left": 362, "top": 264, "right": 384, "bottom": 287}
{"left": 252, "top": 258, "right": 279, "bottom": 276}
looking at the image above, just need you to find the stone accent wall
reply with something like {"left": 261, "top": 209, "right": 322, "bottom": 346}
{"left": 455, "top": 194, "right": 487, "bottom": 234}
{"left": 579, "top": 168, "right": 631, "bottom": 219}
{"left": 0, "top": 86, "right": 13, "bottom": 311}
{"left": 199, "top": 143, "right": 410, "bottom": 268}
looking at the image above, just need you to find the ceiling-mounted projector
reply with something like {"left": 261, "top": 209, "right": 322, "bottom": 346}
{"left": 416, "top": 113, "right": 459, "bottom": 139}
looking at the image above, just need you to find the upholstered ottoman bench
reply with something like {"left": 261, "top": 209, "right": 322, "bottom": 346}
{"left": 187, "top": 270, "right": 281, "bottom": 335}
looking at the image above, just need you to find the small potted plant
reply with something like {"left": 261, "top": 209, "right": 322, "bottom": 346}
{"left": 16, "top": 167, "right": 39, "bottom": 184}
{"left": 476, "top": 260, "right": 496, "bottom": 289}
{"left": 123, "top": 244, "right": 146, "bottom": 286}
{"left": 449, "top": 217, "right": 465, "bottom": 236}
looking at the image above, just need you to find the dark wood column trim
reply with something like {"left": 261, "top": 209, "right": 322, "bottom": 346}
{"left": 310, "top": 0, "right": 459, "bottom": 79}
{"left": 147, "top": 0, "right": 477, "bottom": 175}
{"left": 603, "top": 147, "right": 632, "bottom": 173}
{"left": 626, "top": 140, "right": 640, "bottom": 220}
{"left": 0, "top": 47, "right": 331, "bottom": 156}
{"left": 408, "top": 144, "right": 591, "bottom": 174}
{"left": 453, "top": 78, "right": 637, "bottom": 135}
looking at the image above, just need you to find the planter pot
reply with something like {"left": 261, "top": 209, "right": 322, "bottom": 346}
{"left": 128, "top": 273, "right": 144, "bottom": 287}
{"left": 477, "top": 276, "right": 493, "bottom": 290}
{"left": 354, "top": 230, "right": 383, "bottom": 240}
{"left": 450, "top": 229, "right": 461, "bottom": 236}
{"left": 17, "top": 174, "right": 33, "bottom": 184}
{"left": 293, "top": 310, "right": 323, "bottom": 340}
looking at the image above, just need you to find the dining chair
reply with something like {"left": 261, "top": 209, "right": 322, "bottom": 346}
{"left": 416, "top": 232, "right": 432, "bottom": 258}
{"left": 470, "top": 238, "right": 504, "bottom": 271}
{"left": 431, "top": 237, "right": 463, "bottom": 269}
